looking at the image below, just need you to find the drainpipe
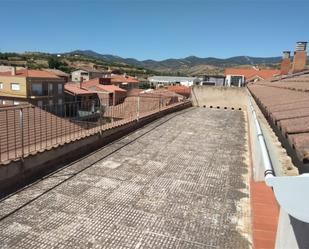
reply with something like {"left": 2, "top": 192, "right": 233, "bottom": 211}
{"left": 248, "top": 93, "right": 309, "bottom": 223}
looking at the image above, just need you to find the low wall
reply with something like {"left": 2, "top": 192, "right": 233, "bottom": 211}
{"left": 191, "top": 86, "right": 248, "bottom": 109}
{"left": 0, "top": 101, "right": 191, "bottom": 195}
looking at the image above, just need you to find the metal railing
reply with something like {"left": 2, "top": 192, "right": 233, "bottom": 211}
{"left": 0, "top": 94, "right": 189, "bottom": 164}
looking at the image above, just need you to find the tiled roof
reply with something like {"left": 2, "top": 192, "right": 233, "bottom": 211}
{"left": 81, "top": 78, "right": 101, "bottom": 88}
{"left": 0, "top": 105, "right": 82, "bottom": 163}
{"left": 64, "top": 83, "right": 95, "bottom": 95}
{"left": 110, "top": 75, "right": 139, "bottom": 84}
{"left": 0, "top": 69, "right": 60, "bottom": 78}
{"left": 78, "top": 78, "right": 127, "bottom": 93}
{"left": 43, "top": 69, "right": 70, "bottom": 77}
{"left": 225, "top": 68, "right": 280, "bottom": 80}
{"left": 167, "top": 85, "right": 191, "bottom": 98}
{"left": 248, "top": 72, "right": 309, "bottom": 162}
{"left": 95, "top": 84, "right": 126, "bottom": 93}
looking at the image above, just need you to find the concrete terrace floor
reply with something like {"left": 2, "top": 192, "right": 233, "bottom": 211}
{"left": 0, "top": 107, "right": 251, "bottom": 249}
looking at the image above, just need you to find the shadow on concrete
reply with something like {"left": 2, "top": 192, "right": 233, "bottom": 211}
{"left": 290, "top": 215, "right": 309, "bottom": 249}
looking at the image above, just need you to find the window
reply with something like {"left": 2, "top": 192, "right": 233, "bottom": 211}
{"left": 31, "top": 83, "right": 42, "bottom": 95}
{"left": 0, "top": 83, "right": 3, "bottom": 89}
{"left": 57, "top": 84, "right": 63, "bottom": 94}
{"left": 48, "top": 83, "right": 53, "bottom": 95}
{"left": 49, "top": 99, "right": 53, "bottom": 106}
{"left": 11, "top": 83, "right": 20, "bottom": 91}
{"left": 230, "top": 76, "right": 243, "bottom": 87}
{"left": 13, "top": 101, "right": 20, "bottom": 105}
{"left": 58, "top": 98, "right": 63, "bottom": 105}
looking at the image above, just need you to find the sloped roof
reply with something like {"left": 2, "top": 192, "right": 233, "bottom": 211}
{"left": 76, "top": 78, "right": 127, "bottom": 93}
{"left": 110, "top": 75, "right": 139, "bottom": 84}
{"left": 225, "top": 68, "right": 280, "bottom": 80}
{"left": 43, "top": 69, "right": 70, "bottom": 77}
{"left": 167, "top": 85, "right": 191, "bottom": 97}
{"left": 0, "top": 69, "right": 60, "bottom": 78}
{"left": 94, "top": 84, "right": 126, "bottom": 93}
{"left": 248, "top": 72, "right": 309, "bottom": 162}
{"left": 64, "top": 83, "right": 95, "bottom": 95}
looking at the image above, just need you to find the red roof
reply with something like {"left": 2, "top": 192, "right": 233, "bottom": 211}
{"left": 0, "top": 69, "right": 60, "bottom": 78}
{"left": 95, "top": 84, "right": 126, "bottom": 93}
{"left": 81, "top": 78, "right": 101, "bottom": 88}
{"left": 167, "top": 85, "right": 191, "bottom": 97}
{"left": 225, "top": 68, "right": 280, "bottom": 81}
{"left": 110, "top": 75, "right": 139, "bottom": 84}
{"left": 78, "top": 78, "right": 127, "bottom": 93}
{"left": 64, "top": 83, "right": 95, "bottom": 95}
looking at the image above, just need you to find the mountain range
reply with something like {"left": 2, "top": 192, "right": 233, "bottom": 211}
{"left": 64, "top": 50, "right": 284, "bottom": 75}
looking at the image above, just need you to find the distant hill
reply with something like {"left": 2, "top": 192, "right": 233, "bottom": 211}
{"left": 2, "top": 50, "right": 308, "bottom": 76}
{"left": 66, "top": 50, "right": 284, "bottom": 75}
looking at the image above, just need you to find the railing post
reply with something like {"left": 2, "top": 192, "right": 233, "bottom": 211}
{"left": 19, "top": 108, "right": 24, "bottom": 160}
{"left": 137, "top": 95, "right": 140, "bottom": 121}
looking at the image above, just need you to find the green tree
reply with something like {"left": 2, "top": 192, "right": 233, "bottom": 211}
{"left": 48, "top": 57, "right": 61, "bottom": 69}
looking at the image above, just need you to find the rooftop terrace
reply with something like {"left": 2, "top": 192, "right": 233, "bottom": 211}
{"left": 0, "top": 108, "right": 251, "bottom": 248}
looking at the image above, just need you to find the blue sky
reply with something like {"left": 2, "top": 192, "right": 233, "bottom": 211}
{"left": 1, "top": 0, "right": 309, "bottom": 60}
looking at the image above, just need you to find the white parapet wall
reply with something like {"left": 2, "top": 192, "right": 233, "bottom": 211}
{"left": 191, "top": 86, "right": 248, "bottom": 109}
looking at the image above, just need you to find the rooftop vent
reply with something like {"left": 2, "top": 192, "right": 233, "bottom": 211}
{"left": 282, "top": 51, "right": 291, "bottom": 59}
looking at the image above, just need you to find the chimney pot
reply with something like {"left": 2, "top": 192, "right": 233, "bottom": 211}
{"left": 295, "top": 41, "right": 307, "bottom": 51}
{"left": 282, "top": 51, "right": 291, "bottom": 59}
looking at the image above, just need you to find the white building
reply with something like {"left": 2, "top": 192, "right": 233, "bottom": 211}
{"left": 71, "top": 69, "right": 107, "bottom": 82}
{"left": 148, "top": 76, "right": 201, "bottom": 87}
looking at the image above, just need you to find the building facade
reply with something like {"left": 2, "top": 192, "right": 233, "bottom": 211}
{"left": 71, "top": 69, "right": 107, "bottom": 82}
{"left": 0, "top": 69, "right": 65, "bottom": 107}
{"left": 225, "top": 67, "right": 280, "bottom": 87}
{"left": 148, "top": 76, "right": 201, "bottom": 87}
{"left": 199, "top": 75, "right": 226, "bottom": 86}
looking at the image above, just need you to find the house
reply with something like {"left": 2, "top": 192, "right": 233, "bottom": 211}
{"left": 0, "top": 68, "right": 65, "bottom": 107}
{"left": 82, "top": 79, "right": 127, "bottom": 106}
{"left": 199, "top": 75, "right": 226, "bottom": 86}
{"left": 64, "top": 82, "right": 97, "bottom": 102}
{"left": 65, "top": 78, "right": 127, "bottom": 107}
{"left": 224, "top": 67, "right": 280, "bottom": 87}
{"left": 71, "top": 69, "right": 107, "bottom": 82}
{"left": 148, "top": 76, "right": 201, "bottom": 87}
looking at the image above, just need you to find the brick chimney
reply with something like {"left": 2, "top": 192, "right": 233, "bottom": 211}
{"left": 280, "top": 51, "right": 291, "bottom": 75}
{"left": 291, "top": 41, "right": 307, "bottom": 74}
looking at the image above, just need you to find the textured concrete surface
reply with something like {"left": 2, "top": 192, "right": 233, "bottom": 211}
{"left": 0, "top": 107, "right": 251, "bottom": 249}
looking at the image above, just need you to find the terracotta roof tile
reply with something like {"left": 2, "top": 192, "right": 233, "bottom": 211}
{"left": 248, "top": 72, "right": 309, "bottom": 162}
{"left": 225, "top": 68, "right": 279, "bottom": 81}
{"left": 64, "top": 83, "right": 95, "bottom": 95}
{"left": 0, "top": 69, "right": 60, "bottom": 78}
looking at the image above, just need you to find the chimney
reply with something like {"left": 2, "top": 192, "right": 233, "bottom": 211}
{"left": 280, "top": 51, "right": 291, "bottom": 75}
{"left": 11, "top": 67, "right": 16, "bottom": 76}
{"left": 80, "top": 77, "right": 83, "bottom": 89}
{"left": 292, "top": 41, "right": 307, "bottom": 74}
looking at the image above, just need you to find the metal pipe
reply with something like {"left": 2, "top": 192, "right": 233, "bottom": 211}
{"left": 248, "top": 94, "right": 275, "bottom": 184}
